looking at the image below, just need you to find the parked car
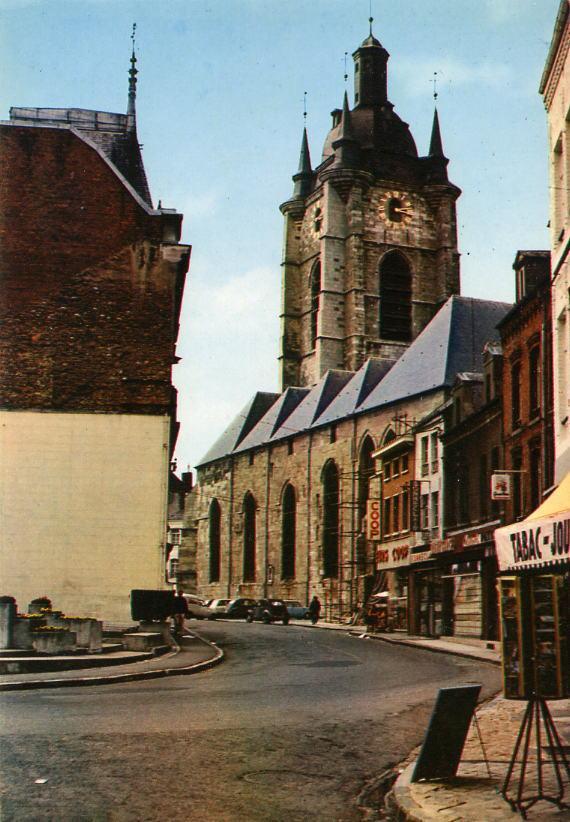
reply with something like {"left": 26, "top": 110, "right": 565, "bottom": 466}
{"left": 246, "top": 598, "right": 289, "bottom": 625}
{"left": 182, "top": 594, "right": 217, "bottom": 620}
{"left": 283, "top": 600, "right": 309, "bottom": 620}
{"left": 225, "top": 597, "right": 258, "bottom": 619}
{"left": 206, "top": 598, "right": 230, "bottom": 616}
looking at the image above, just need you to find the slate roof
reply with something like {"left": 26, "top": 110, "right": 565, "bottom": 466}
{"left": 357, "top": 296, "right": 511, "bottom": 413}
{"left": 270, "top": 370, "right": 353, "bottom": 442}
{"left": 196, "top": 392, "right": 280, "bottom": 466}
{"left": 197, "top": 296, "right": 512, "bottom": 467}
{"left": 234, "top": 387, "right": 310, "bottom": 453}
{"left": 313, "top": 358, "right": 394, "bottom": 427}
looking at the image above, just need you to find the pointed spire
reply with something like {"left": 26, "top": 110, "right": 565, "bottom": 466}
{"left": 127, "top": 23, "right": 138, "bottom": 132}
{"left": 429, "top": 107, "right": 445, "bottom": 158}
{"left": 292, "top": 127, "right": 313, "bottom": 198}
{"left": 332, "top": 92, "right": 359, "bottom": 166}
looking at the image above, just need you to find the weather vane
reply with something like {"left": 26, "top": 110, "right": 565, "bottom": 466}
{"left": 131, "top": 22, "right": 137, "bottom": 53}
{"left": 303, "top": 91, "right": 307, "bottom": 124}
{"left": 343, "top": 52, "right": 348, "bottom": 84}
{"left": 432, "top": 71, "right": 438, "bottom": 102}
{"left": 369, "top": 0, "right": 374, "bottom": 36}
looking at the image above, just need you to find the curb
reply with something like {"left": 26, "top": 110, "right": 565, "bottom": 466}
{"left": 0, "top": 633, "right": 224, "bottom": 692}
{"left": 347, "top": 631, "right": 502, "bottom": 666}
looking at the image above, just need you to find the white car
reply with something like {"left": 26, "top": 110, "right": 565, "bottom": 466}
{"left": 205, "top": 598, "right": 231, "bottom": 616}
{"left": 182, "top": 594, "right": 217, "bottom": 620}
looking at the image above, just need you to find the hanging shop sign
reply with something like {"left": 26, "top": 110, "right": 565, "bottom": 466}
{"left": 410, "top": 480, "right": 421, "bottom": 531}
{"left": 491, "top": 472, "right": 512, "bottom": 500}
{"left": 366, "top": 499, "right": 381, "bottom": 540}
{"left": 376, "top": 542, "right": 410, "bottom": 570}
{"left": 430, "top": 538, "right": 453, "bottom": 555}
{"left": 496, "top": 512, "right": 570, "bottom": 572}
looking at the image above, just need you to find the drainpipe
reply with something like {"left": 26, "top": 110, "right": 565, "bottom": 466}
{"left": 227, "top": 456, "right": 234, "bottom": 598}
{"left": 306, "top": 431, "right": 313, "bottom": 606}
{"left": 264, "top": 448, "right": 271, "bottom": 597}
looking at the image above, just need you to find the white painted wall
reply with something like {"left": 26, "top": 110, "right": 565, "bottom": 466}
{"left": 0, "top": 411, "right": 170, "bottom": 623}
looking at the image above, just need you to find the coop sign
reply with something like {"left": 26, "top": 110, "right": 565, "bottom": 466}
{"left": 366, "top": 500, "right": 381, "bottom": 541}
{"left": 376, "top": 542, "right": 410, "bottom": 570}
{"left": 496, "top": 513, "right": 570, "bottom": 571}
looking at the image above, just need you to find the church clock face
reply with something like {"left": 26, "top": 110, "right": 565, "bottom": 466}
{"left": 380, "top": 190, "right": 413, "bottom": 224}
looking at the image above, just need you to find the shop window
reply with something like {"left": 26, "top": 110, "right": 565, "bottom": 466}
{"left": 402, "top": 487, "right": 409, "bottom": 530}
{"left": 421, "top": 437, "right": 429, "bottom": 476}
{"left": 431, "top": 491, "right": 439, "bottom": 528}
{"left": 430, "top": 432, "right": 438, "bottom": 473}
{"left": 209, "top": 499, "right": 221, "bottom": 583}
{"left": 511, "top": 449, "right": 523, "bottom": 520}
{"left": 420, "top": 494, "right": 429, "bottom": 529}
{"left": 529, "top": 443, "right": 541, "bottom": 511}
{"left": 479, "top": 453, "right": 488, "bottom": 520}
{"left": 379, "top": 251, "right": 412, "bottom": 342}
{"left": 281, "top": 483, "right": 296, "bottom": 579}
{"left": 243, "top": 492, "right": 256, "bottom": 581}
{"left": 511, "top": 360, "right": 521, "bottom": 429}
{"left": 322, "top": 460, "right": 339, "bottom": 578}
{"left": 383, "top": 497, "right": 391, "bottom": 536}
{"left": 393, "top": 494, "right": 400, "bottom": 533}
{"left": 491, "top": 446, "right": 501, "bottom": 518}
{"left": 528, "top": 344, "right": 541, "bottom": 419}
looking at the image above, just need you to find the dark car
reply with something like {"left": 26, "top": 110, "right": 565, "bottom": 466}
{"left": 225, "top": 597, "right": 258, "bottom": 619}
{"left": 246, "top": 598, "right": 289, "bottom": 625}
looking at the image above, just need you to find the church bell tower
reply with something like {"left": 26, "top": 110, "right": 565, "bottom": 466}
{"left": 279, "top": 27, "right": 461, "bottom": 390}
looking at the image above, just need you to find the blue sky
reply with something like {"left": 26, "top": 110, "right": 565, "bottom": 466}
{"left": 1, "top": 0, "right": 560, "bottom": 473}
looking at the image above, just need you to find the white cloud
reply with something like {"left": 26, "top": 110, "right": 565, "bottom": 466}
{"left": 397, "top": 55, "right": 513, "bottom": 97}
{"left": 482, "top": 0, "right": 535, "bottom": 24}
{"left": 175, "top": 190, "right": 220, "bottom": 220}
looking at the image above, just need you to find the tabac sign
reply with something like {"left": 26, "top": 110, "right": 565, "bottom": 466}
{"left": 496, "top": 513, "right": 570, "bottom": 571}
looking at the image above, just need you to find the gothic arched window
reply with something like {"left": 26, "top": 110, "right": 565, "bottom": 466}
{"left": 322, "top": 460, "right": 340, "bottom": 578}
{"left": 209, "top": 499, "right": 221, "bottom": 583}
{"left": 379, "top": 252, "right": 412, "bottom": 342}
{"left": 310, "top": 261, "right": 321, "bottom": 349}
{"left": 281, "top": 483, "right": 296, "bottom": 579}
{"left": 243, "top": 492, "right": 256, "bottom": 582}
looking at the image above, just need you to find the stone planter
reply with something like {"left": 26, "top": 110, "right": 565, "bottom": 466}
{"left": 42, "top": 610, "right": 65, "bottom": 627}
{"left": 28, "top": 597, "right": 52, "bottom": 614}
{"left": 13, "top": 617, "right": 47, "bottom": 649}
{"left": 0, "top": 597, "right": 17, "bottom": 649}
{"left": 32, "top": 629, "right": 76, "bottom": 655}
{"left": 59, "top": 618, "right": 103, "bottom": 652}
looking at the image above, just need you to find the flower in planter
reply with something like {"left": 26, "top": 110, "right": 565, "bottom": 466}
{"left": 32, "top": 626, "right": 69, "bottom": 633}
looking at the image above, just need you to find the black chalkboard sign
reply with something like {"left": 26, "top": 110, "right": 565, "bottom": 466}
{"left": 411, "top": 684, "right": 481, "bottom": 782}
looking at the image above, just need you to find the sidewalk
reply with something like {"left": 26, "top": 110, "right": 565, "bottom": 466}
{"left": 0, "top": 630, "right": 223, "bottom": 691}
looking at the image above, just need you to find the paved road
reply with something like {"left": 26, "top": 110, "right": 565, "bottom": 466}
{"left": 0, "top": 622, "right": 501, "bottom": 822}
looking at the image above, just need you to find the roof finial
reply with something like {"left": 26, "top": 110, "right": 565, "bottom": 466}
{"left": 303, "top": 90, "right": 307, "bottom": 124}
{"left": 369, "top": 0, "right": 374, "bottom": 36}
{"left": 343, "top": 51, "right": 348, "bottom": 84}
{"left": 127, "top": 22, "right": 138, "bottom": 130}
{"left": 432, "top": 71, "right": 438, "bottom": 103}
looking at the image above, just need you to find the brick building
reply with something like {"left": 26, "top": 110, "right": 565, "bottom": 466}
{"left": 0, "top": 51, "right": 190, "bottom": 621}
{"left": 540, "top": 0, "right": 570, "bottom": 484}
{"left": 497, "top": 251, "right": 554, "bottom": 522}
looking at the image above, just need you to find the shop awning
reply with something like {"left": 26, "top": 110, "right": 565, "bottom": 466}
{"left": 495, "top": 472, "right": 570, "bottom": 572}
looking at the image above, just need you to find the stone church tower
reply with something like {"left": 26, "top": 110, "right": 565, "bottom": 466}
{"left": 279, "top": 30, "right": 461, "bottom": 389}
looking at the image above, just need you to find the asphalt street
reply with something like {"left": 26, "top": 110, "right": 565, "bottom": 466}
{"left": 0, "top": 621, "right": 501, "bottom": 821}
